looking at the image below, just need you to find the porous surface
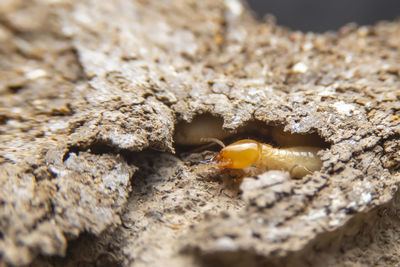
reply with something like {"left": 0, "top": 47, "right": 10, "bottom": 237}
{"left": 1, "top": 0, "right": 400, "bottom": 266}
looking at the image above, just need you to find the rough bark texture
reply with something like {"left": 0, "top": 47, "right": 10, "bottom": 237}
{"left": 1, "top": 0, "right": 400, "bottom": 266}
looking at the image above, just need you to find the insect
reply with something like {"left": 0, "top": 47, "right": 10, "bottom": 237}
{"left": 210, "top": 139, "right": 323, "bottom": 178}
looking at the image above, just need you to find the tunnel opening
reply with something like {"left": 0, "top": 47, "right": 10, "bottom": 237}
{"left": 173, "top": 114, "right": 330, "bottom": 180}
{"left": 173, "top": 113, "right": 330, "bottom": 150}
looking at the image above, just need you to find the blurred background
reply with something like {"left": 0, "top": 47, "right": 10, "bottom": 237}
{"left": 246, "top": 0, "right": 400, "bottom": 32}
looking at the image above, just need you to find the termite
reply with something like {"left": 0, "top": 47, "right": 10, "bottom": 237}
{"left": 210, "top": 139, "right": 323, "bottom": 178}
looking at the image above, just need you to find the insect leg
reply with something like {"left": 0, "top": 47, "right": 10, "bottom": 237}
{"left": 289, "top": 164, "right": 313, "bottom": 177}
{"left": 199, "top": 137, "right": 226, "bottom": 148}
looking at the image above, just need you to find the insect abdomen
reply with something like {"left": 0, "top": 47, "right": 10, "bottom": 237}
{"left": 259, "top": 145, "right": 322, "bottom": 178}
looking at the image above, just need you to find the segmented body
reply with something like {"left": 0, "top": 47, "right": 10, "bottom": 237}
{"left": 213, "top": 139, "right": 322, "bottom": 178}
{"left": 259, "top": 144, "right": 322, "bottom": 178}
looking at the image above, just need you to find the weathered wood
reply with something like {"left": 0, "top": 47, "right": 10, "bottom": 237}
{"left": 1, "top": 0, "right": 400, "bottom": 266}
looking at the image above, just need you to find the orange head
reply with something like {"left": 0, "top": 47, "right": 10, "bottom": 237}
{"left": 212, "top": 139, "right": 261, "bottom": 169}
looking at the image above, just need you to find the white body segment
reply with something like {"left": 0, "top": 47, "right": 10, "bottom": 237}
{"left": 258, "top": 144, "right": 322, "bottom": 178}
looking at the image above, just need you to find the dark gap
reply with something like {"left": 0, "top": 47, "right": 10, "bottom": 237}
{"left": 0, "top": 114, "right": 8, "bottom": 125}
{"left": 246, "top": 0, "right": 400, "bottom": 32}
{"left": 8, "top": 84, "right": 25, "bottom": 93}
{"left": 63, "top": 140, "right": 127, "bottom": 162}
{"left": 124, "top": 150, "right": 162, "bottom": 173}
